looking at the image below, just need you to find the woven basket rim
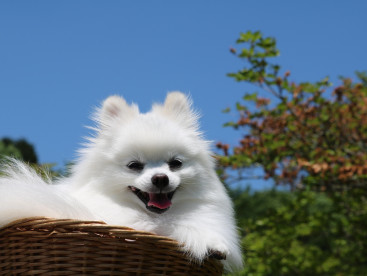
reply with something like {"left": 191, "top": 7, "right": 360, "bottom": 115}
{"left": 0, "top": 217, "right": 187, "bottom": 246}
{"left": 0, "top": 217, "right": 224, "bottom": 276}
{"left": 1, "top": 217, "right": 170, "bottom": 237}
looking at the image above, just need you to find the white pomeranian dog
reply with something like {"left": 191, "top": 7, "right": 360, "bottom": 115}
{"left": 0, "top": 92, "right": 243, "bottom": 272}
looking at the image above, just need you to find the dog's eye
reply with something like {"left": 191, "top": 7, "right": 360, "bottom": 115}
{"left": 168, "top": 158, "right": 182, "bottom": 170}
{"left": 127, "top": 161, "right": 144, "bottom": 172}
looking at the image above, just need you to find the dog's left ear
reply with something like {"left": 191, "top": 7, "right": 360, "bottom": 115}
{"left": 157, "top": 91, "right": 199, "bottom": 130}
{"left": 97, "top": 95, "right": 139, "bottom": 127}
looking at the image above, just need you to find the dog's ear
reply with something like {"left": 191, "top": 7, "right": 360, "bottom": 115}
{"left": 164, "top": 92, "right": 191, "bottom": 115}
{"left": 102, "top": 95, "right": 128, "bottom": 118}
{"left": 158, "top": 91, "right": 200, "bottom": 130}
{"left": 97, "top": 95, "right": 139, "bottom": 126}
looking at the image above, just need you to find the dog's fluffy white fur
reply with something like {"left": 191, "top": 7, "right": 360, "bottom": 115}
{"left": 0, "top": 92, "right": 243, "bottom": 271}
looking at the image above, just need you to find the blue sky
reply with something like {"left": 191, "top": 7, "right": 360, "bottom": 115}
{"left": 0, "top": 1, "right": 366, "bottom": 189}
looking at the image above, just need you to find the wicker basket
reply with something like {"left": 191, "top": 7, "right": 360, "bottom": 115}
{"left": 0, "top": 217, "right": 223, "bottom": 275}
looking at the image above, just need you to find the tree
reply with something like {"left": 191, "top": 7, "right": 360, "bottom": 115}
{"left": 229, "top": 187, "right": 293, "bottom": 227}
{"left": 0, "top": 137, "right": 38, "bottom": 163}
{"left": 220, "top": 31, "right": 367, "bottom": 275}
{"left": 0, "top": 137, "right": 63, "bottom": 179}
{"left": 218, "top": 31, "right": 367, "bottom": 192}
{"left": 238, "top": 190, "right": 367, "bottom": 275}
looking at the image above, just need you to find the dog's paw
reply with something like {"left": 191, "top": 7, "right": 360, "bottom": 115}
{"left": 208, "top": 249, "right": 226, "bottom": 260}
{"left": 206, "top": 238, "right": 230, "bottom": 260}
{"left": 174, "top": 228, "right": 231, "bottom": 263}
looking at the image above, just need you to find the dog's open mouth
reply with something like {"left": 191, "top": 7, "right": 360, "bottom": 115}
{"left": 128, "top": 186, "right": 175, "bottom": 214}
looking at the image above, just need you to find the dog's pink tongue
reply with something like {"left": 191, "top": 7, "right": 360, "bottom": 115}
{"left": 148, "top": 193, "right": 172, "bottom": 209}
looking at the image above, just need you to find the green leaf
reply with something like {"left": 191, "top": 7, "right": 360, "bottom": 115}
{"left": 222, "top": 107, "right": 231, "bottom": 113}
{"left": 237, "top": 30, "right": 262, "bottom": 43}
{"left": 236, "top": 102, "right": 246, "bottom": 111}
{"left": 223, "top": 121, "right": 236, "bottom": 128}
{"left": 243, "top": 92, "right": 258, "bottom": 101}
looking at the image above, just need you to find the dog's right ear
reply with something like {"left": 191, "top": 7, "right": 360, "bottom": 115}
{"left": 96, "top": 95, "right": 139, "bottom": 127}
{"left": 152, "top": 92, "right": 200, "bottom": 131}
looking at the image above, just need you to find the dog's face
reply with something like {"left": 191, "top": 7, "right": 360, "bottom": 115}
{"left": 114, "top": 118, "right": 201, "bottom": 214}
{"left": 87, "top": 92, "right": 213, "bottom": 214}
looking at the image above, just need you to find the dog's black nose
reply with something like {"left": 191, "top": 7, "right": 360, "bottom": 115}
{"left": 151, "top": 174, "right": 169, "bottom": 189}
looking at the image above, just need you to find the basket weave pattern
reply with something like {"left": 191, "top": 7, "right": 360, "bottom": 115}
{"left": 0, "top": 217, "right": 223, "bottom": 275}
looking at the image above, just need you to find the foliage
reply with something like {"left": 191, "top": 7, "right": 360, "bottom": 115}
{"left": 232, "top": 189, "right": 367, "bottom": 276}
{"left": 0, "top": 137, "right": 62, "bottom": 179}
{"left": 230, "top": 187, "right": 293, "bottom": 226}
{"left": 221, "top": 31, "right": 367, "bottom": 275}
{"left": 0, "top": 137, "right": 38, "bottom": 163}
{"left": 0, "top": 139, "right": 22, "bottom": 161}
{"left": 218, "top": 31, "right": 367, "bottom": 191}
